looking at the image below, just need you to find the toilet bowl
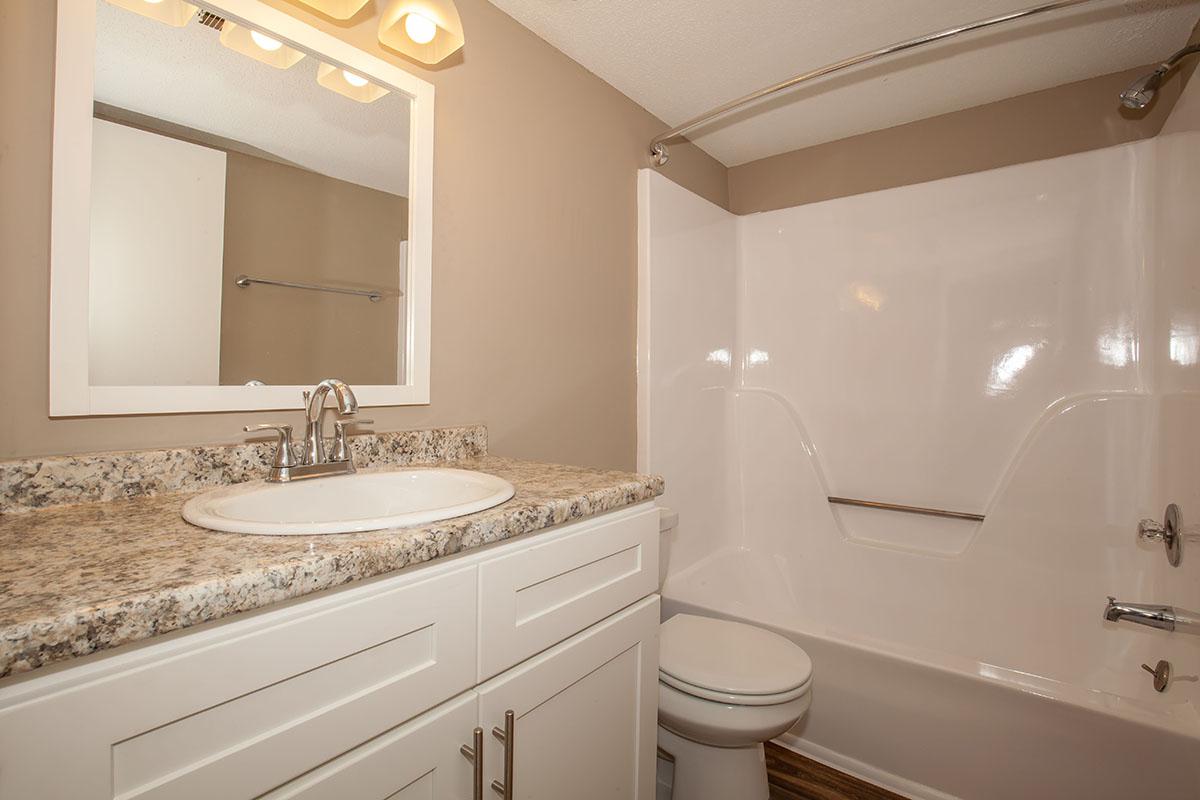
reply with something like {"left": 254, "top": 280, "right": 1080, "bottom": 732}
{"left": 656, "top": 613, "right": 813, "bottom": 800}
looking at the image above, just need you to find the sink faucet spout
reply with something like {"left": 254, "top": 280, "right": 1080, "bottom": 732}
{"left": 302, "top": 379, "right": 359, "bottom": 465}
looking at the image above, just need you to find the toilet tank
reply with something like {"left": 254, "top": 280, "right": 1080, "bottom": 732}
{"left": 658, "top": 507, "right": 679, "bottom": 589}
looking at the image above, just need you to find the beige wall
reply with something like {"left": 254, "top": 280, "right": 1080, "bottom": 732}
{"left": 728, "top": 59, "right": 1198, "bottom": 214}
{"left": 4, "top": 0, "right": 1189, "bottom": 468}
{"left": 219, "top": 152, "right": 407, "bottom": 387}
{"left": 0, "top": 0, "right": 727, "bottom": 467}
{"left": 91, "top": 112, "right": 409, "bottom": 385}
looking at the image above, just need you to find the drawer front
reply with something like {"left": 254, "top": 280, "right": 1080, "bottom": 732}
{"left": 260, "top": 692, "right": 478, "bottom": 800}
{"left": 477, "top": 502, "right": 659, "bottom": 680}
{"left": 0, "top": 565, "right": 477, "bottom": 800}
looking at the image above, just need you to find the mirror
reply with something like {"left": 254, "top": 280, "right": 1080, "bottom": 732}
{"left": 50, "top": 0, "right": 433, "bottom": 415}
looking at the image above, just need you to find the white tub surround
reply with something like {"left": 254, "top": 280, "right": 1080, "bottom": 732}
{"left": 639, "top": 78, "right": 1200, "bottom": 800}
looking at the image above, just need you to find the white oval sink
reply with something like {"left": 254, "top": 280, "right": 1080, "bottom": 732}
{"left": 181, "top": 468, "right": 515, "bottom": 535}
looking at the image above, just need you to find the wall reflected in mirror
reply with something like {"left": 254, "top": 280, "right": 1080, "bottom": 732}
{"left": 89, "top": 0, "right": 412, "bottom": 388}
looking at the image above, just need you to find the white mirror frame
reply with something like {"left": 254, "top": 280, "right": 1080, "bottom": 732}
{"left": 50, "top": 0, "right": 433, "bottom": 415}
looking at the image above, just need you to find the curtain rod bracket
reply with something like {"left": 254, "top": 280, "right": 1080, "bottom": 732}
{"left": 650, "top": 142, "right": 670, "bottom": 167}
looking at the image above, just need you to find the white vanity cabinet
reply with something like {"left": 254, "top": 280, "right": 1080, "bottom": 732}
{"left": 0, "top": 503, "right": 660, "bottom": 800}
{"left": 477, "top": 597, "right": 660, "bottom": 800}
{"left": 266, "top": 598, "right": 660, "bottom": 800}
{"left": 261, "top": 693, "right": 481, "bottom": 800}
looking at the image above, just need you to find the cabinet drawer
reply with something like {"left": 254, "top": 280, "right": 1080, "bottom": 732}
{"left": 0, "top": 565, "right": 477, "bottom": 800}
{"left": 260, "top": 692, "right": 478, "bottom": 800}
{"left": 477, "top": 502, "right": 659, "bottom": 680}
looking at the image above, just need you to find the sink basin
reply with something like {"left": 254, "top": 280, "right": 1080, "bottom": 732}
{"left": 181, "top": 468, "right": 515, "bottom": 535}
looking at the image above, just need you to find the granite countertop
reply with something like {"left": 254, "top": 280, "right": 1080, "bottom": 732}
{"left": 0, "top": 456, "right": 663, "bottom": 679}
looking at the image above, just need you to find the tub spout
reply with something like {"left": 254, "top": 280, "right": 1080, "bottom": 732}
{"left": 1104, "top": 597, "right": 1200, "bottom": 634}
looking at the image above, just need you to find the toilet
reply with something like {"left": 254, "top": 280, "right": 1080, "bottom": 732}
{"left": 656, "top": 613, "right": 813, "bottom": 800}
{"left": 655, "top": 508, "right": 814, "bottom": 799}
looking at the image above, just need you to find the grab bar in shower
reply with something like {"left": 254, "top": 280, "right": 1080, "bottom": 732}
{"left": 827, "top": 496, "right": 985, "bottom": 522}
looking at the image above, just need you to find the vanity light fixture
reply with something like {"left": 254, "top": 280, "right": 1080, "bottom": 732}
{"left": 219, "top": 23, "right": 306, "bottom": 69}
{"left": 290, "top": 0, "right": 371, "bottom": 20}
{"left": 316, "top": 62, "right": 390, "bottom": 103}
{"left": 404, "top": 12, "right": 437, "bottom": 44}
{"left": 249, "top": 30, "right": 284, "bottom": 52}
{"left": 104, "top": 0, "right": 197, "bottom": 27}
{"left": 378, "top": 1, "right": 465, "bottom": 64}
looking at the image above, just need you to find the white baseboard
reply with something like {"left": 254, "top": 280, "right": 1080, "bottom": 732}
{"left": 771, "top": 734, "right": 961, "bottom": 800}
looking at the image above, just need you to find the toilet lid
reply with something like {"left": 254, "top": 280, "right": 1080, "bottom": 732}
{"left": 659, "top": 614, "right": 813, "bottom": 696}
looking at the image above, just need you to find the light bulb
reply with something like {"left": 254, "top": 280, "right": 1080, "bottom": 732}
{"left": 249, "top": 30, "right": 284, "bottom": 52}
{"left": 143, "top": 0, "right": 166, "bottom": 4}
{"left": 404, "top": 12, "right": 437, "bottom": 44}
{"left": 342, "top": 70, "right": 368, "bottom": 88}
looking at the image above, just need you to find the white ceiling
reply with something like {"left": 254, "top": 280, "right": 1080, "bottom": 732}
{"left": 489, "top": 0, "right": 1200, "bottom": 166}
{"left": 94, "top": 0, "right": 411, "bottom": 195}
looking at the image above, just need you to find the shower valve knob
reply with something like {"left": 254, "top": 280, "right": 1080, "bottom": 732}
{"left": 1138, "top": 519, "right": 1167, "bottom": 541}
{"left": 1137, "top": 504, "right": 1183, "bottom": 567}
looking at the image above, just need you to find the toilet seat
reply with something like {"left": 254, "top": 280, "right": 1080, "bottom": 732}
{"left": 658, "top": 614, "right": 813, "bottom": 706}
{"left": 660, "top": 670, "right": 812, "bottom": 706}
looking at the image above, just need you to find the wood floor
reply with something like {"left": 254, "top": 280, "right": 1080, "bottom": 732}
{"left": 765, "top": 742, "right": 908, "bottom": 800}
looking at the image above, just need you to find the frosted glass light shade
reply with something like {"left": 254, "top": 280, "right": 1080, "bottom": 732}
{"left": 378, "top": 1, "right": 465, "bottom": 65}
{"left": 316, "top": 62, "right": 390, "bottom": 103}
{"left": 291, "top": 0, "right": 371, "bottom": 20}
{"left": 104, "top": 0, "right": 197, "bottom": 27}
{"left": 219, "top": 23, "right": 306, "bottom": 70}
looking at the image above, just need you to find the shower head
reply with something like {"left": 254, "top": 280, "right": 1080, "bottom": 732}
{"left": 1119, "top": 43, "right": 1200, "bottom": 110}
{"left": 1120, "top": 68, "right": 1167, "bottom": 110}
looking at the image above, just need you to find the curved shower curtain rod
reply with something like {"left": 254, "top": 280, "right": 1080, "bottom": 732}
{"left": 648, "top": 0, "right": 1107, "bottom": 166}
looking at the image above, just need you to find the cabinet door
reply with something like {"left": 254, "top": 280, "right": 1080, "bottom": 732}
{"left": 261, "top": 692, "right": 479, "bottom": 800}
{"left": 477, "top": 595, "right": 660, "bottom": 800}
{"left": 0, "top": 565, "right": 477, "bottom": 799}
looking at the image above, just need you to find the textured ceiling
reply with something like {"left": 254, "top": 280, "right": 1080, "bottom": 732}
{"left": 488, "top": 0, "right": 1200, "bottom": 166}
{"left": 94, "top": 0, "right": 410, "bottom": 195}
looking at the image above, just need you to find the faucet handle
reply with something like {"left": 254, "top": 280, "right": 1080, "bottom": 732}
{"left": 330, "top": 419, "right": 374, "bottom": 463}
{"left": 244, "top": 423, "right": 298, "bottom": 469}
{"left": 1138, "top": 518, "right": 1167, "bottom": 542}
{"left": 1138, "top": 503, "right": 1183, "bottom": 567}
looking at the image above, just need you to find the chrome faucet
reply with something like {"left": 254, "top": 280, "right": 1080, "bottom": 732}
{"left": 1103, "top": 597, "right": 1200, "bottom": 635}
{"left": 302, "top": 378, "right": 359, "bottom": 465}
{"left": 245, "top": 379, "right": 370, "bottom": 483}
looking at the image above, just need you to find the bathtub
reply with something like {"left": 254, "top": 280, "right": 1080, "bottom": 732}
{"left": 638, "top": 102, "right": 1200, "bottom": 800}
{"left": 661, "top": 550, "right": 1200, "bottom": 800}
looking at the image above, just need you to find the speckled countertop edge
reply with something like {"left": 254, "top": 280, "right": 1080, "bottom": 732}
{"left": 0, "top": 425, "right": 487, "bottom": 514}
{"left": 0, "top": 456, "right": 663, "bottom": 679}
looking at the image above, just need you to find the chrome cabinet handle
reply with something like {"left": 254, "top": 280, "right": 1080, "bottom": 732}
{"left": 490, "top": 710, "right": 515, "bottom": 799}
{"left": 460, "top": 726, "right": 484, "bottom": 800}
{"left": 330, "top": 418, "right": 374, "bottom": 463}
{"left": 243, "top": 423, "right": 297, "bottom": 469}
